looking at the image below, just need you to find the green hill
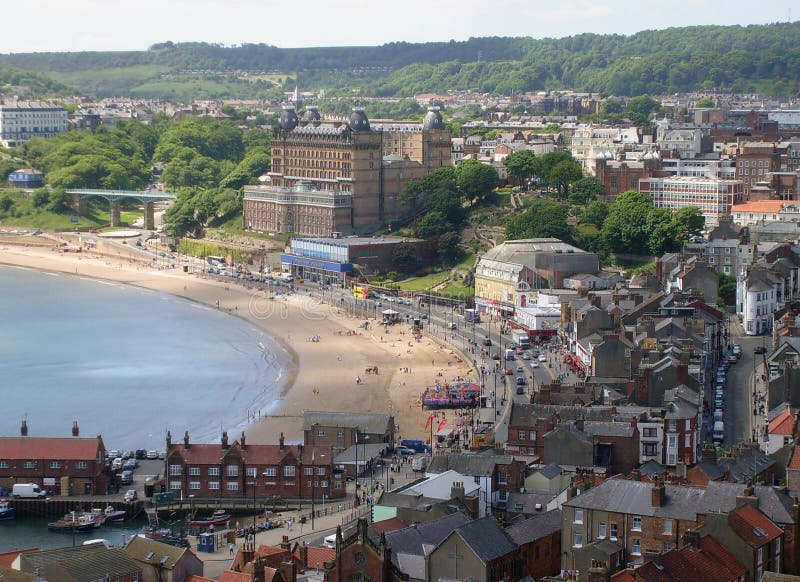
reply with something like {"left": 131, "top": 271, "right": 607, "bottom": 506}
{"left": 1, "top": 22, "right": 799, "bottom": 98}
{"left": 0, "top": 66, "right": 76, "bottom": 97}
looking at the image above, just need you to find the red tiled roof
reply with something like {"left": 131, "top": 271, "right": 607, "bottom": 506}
{"left": 185, "top": 576, "right": 216, "bottom": 582}
{"left": 770, "top": 406, "right": 795, "bottom": 436}
{"left": 789, "top": 446, "right": 800, "bottom": 471}
{"left": 699, "top": 535, "right": 747, "bottom": 579}
{"left": 0, "top": 437, "right": 103, "bottom": 460}
{"left": 370, "top": 517, "right": 407, "bottom": 534}
{"left": 168, "top": 442, "right": 332, "bottom": 467}
{"left": 729, "top": 504, "right": 783, "bottom": 547}
{"left": 295, "top": 546, "right": 336, "bottom": 570}
{"left": 610, "top": 571, "right": 638, "bottom": 581}
{"left": 0, "top": 548, "right": 38, "bottom": 568}
{"left": 219, "top": 571, "right": 253, "bottom": 582}
{"left": 256, "top": 545, "right": 291, "bottom": 558}
{"left": 732, "top": 200, "right": 788, "bottom": 214}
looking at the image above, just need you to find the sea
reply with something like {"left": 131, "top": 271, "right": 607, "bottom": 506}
{"left": 0, "top": 265, "right": 294, "bottom": 551}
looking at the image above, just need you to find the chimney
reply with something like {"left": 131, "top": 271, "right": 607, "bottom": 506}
{"left": 701, "top": 443, "right": 718, "bottom": 464}
{"left": 20, "top": 419, "right": 28, "bottom": 437}
{"left": 72, "top": 420, "right": 79, "bottom": 437}
{"left": 539, "top": 385, "right": 551, "bottom": 405}
{"left": 241, "top": 431, "right": 246, "bottom": 450}
{"left": 183, "top": 431, "right": 190, "bottom": 449}
{"left": 279, "top": 432, "right": 285, "bottom": 451}
{"left": 736, "top": 481, "right": 759, "bottom": 509}
{"left": 651, "top": 476, "right": 666, "bottom": 507}
{"left": 675, "top": 461, "right": 687, "bottom": 479}
{"left": 221, "top": 431, "right": 229, "bottom": 449}
{"left": 683, "top": 529, "right": 701, "bottom": 548}
{"left": 587, "top": 563, "right": 611, "bottom": 582}
{"left": 677, "top": 362, "right": 689, "bottom": 385}
{"left": 299, "top": 543, "right": 309, "bottom": 569}
{"left": 241, "top": 537, "right": 255, "bottom": 566}
{"left": 575, "top": 415, "right": 585, "bottom": 432}
{"left": 280, "top": 534, "right": 291, "bottom": 551}
{"left": 253, "top": 557, "right": 266, "bottom": 582}
{"left": 450, "top": 481, "right": 465, "bottom": 500}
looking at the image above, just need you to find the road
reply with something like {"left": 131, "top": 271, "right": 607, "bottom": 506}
{"left": 721, "top": 334, "right": 762, "bottom": 446}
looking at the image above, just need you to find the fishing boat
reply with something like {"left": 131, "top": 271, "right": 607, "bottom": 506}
{"left": 187, "top": 509, "right": 231, "bottom": 528}
{"left": 48, "top": 512, "right": 96, "bottom": 533}
{"left": 0, "top": 501, "right": 15, "bottom": 521}
{"left": 102, "top": 506, "right": 127, "bottom": 523}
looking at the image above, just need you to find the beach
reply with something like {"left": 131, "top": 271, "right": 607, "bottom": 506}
{"left": 0, "top": 235, "right": 476, "bottom": 445}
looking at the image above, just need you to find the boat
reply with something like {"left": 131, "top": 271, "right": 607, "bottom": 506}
{"left": 101, "top": 506, "right": 127, "bottom": 523}
{"left": 48, "top": 512, "right": 96, "bottom": 533}
{"left": 187, "top": 509, "right": 231, "bottom": 528}
{"left": 0, "top": 501, "right": 15, "bottom": 521}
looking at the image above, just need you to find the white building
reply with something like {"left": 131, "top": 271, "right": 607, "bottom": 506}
{"left": 0, "top": 100, "right": 68, "bottom": 147}
{"left": 657, "top": 128, "right": 703, "bottom": 159}
{"left": 737, "top": 272, "right": 778, "bottom": 336}
{"left": 660, "top": 157, "right": 736, "bottom": 180}
{"left": 570, "top": 124, "right": 639, "bottom": 175}
{"left": 731, "top": 200, "right": 800, "bottom": 227}
{"left": 639, "top": 175, "right": 743, "bottom": 226}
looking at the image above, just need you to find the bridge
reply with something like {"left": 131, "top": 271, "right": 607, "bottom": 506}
{"left": 66, "top": 188, "right": 177, "bottom": 229}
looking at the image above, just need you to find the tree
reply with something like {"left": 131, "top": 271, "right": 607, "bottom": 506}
{"left": 671, "top": 206, "right": 705, "bottom": 237}
{"left": 601, "top": 99, "right": 625, "bottom": 115}
{"left": 46, "top": 187, "right": 71, "bottom": 213}
{"left": 581, "top": 200, "right": 610, "bottom": 228}
{"left": 719, "top": 273, "right": 736, "bottom": 305}
{"left": 549, "top": 159, "right": 583, "bottom": 199}
{"left": 600, "top": 190, "right": 655, "bottom": 255}
{"left": 503, "top": 150, "right": 537, "bottom": 184}
{"left": 696, "top": 97, "right": 715, "bottom": 108}
{"left": 0, "top": 194, "right": 14, "bottom": 213}
{"left": 438, "top": 231, "right": 463, "bottom": 265}
{"left": 626, "top": 95, "right": 660, "bottom": 126}
{"left": 569, "top": 176, "right": 606, "bottom": 206}
{"left": 391, "top": 243, "right": 417, "bottom": 274}
{"left": 455, "top": 159, "right": 498, "bottom": 206}
{"left": 30, "top": 188, "right": 49, "bottom": 208}
{"left": 414, "top": 211, "right": 451, "bottom": 239}
{"left": 506, "top": 199, "right": 573, "bottom": 242}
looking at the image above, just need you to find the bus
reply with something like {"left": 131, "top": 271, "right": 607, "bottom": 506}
{"left": 464, "top": 308, "right": 481, "bottom": 323}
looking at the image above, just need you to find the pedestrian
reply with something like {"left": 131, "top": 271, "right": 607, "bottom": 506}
{"left": 229, "top": 542, "right": 234, "bottom": 556}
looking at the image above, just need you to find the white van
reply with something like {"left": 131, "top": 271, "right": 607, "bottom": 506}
{"left": 12, "top": 483, "right": 46, "bottom": 498}
{"left": 411, "top": 455, "right": 429, "bottom": 472}
{"left": 713, "top": 409, "right": 724, "bottom": 423}
{"left": 323, "top": 534, "right": 337, "bottom": 549}
{"left": 712, "top": 421, "right": 725, "bottom": 444}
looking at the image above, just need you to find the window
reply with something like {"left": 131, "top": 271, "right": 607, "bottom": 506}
{"left": 317, "top": 467, "right": 325, "bottom": 476}
{"left": 598, "top": 522, "right": 607, "bottom": 538}
{"left": 264, "top": 467, "right": 277, "bottom": 477}
{"left": 529, "top": 431, "right": 536, "bottom": 441}
{"left": 50, "top": 461, "right": 60, "bottom": 469}
{"left": 227, "top": 465, "right": 238, "bottom": 477}
{"left": 336, "top": 430, "right": 344, "bottom": 438}
{"left": 188, "top": 467, "right": 200, "bottom": 476}
{"left": 632, "top": 515, "right": 642, "bottom": 530}
{"left": 684, "top": 434, "right": 691, "bottom": 448}
{"left": 315, "top": 430, "right": 325, "bottom": 437}
{"left": 284, "top": 465, "right": 296, "bottom": 477}
{"left": 321, "top": 480, "right": 328, "bottom": 488}
{"left": 643, "top": 443, "right": 659, "bottom": 457}
{"left": 189, "top": 481, "right": 200, "bottom": 490}
{"left": 663, "top": 541, "right": 673, "bottom": 552}
{"left": 169, "top": 481, "right": 182, "bottom": 490}
{"left": 668, "top": 420, "right": 676, "bottom": 431}
{"left": 304, "top": 467, "right": 314, "bottom": 476}
{"left": 226, "top": 482, "right": 239, "bottom": 491}
{"left": 24, "top": 461, "right": 36, "bottom": 469}
{"left": 518, "top": 430, "right": 526, "bottom": 440}
{"left": 610, "top": 523, "right": 618, "bottom": 540}
{"left": 663, "top": 519, "right": 673, "bottom": 535}
{"left": 76, "top": 461, "right": 87, "bottom": 470}
{"left": 0, "top": 461, "right": 7, "bottom": 469}
{"left": 208, "top": 481, "right": 220, "bottom": 490}
{"left": 574, "top": 508, "right": 584, "bottom": 523}
{"left": 169, "top": 464, "right": 182, "bottom": 476}
{"left": 632, "top": 538, "right": 641, "bottom": 555}
{"left": 573, "top": 531, "right": 583, "bottom": 548}
{"left": 685, "top": 419, "right": 691, "bottom": 430}
{"left": 757, "top": 547, "right": 763, "bottom": 564}
{"left": 642, "top": 427, "right": 658, "bottom": 438}
{"left": 246, "top": 467, "right": 257, "bottom": 478}
{"left": 208, "top": 467, "right": 220, "bottom": 476}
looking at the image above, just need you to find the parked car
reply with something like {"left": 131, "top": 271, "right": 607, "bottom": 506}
{"left": 394, "top": 446, "right": 415, "bottom": 456}
{"left": 135, "top": 449, "right": 147, "bottom": 460}
{"left": 538, "top": 355, "right": 547, "bottom": 362}
{"left": 516, "top": 366, "right": 524, "bottom": 373}
{"left": 522, "top": 353, "right": 532, "bottom": 360}
{"left": 146, "top": 450, "right": 158, "bottom": 459}
{"left": 124, "top": 489, "right": 138, "bottom": 502}
{"left": 530, "top": 361, "right": 539, "bottom": 368}
{"left": 755, "top": 346, "right": 767, "bottom": 354}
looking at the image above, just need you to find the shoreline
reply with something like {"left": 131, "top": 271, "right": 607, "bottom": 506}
{"left": 0, "top": 240, "right": 476, "bottom": 446}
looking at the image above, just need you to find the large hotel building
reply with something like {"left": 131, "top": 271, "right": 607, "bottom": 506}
{"left": 243, "top": 106, "right": 451, "bottom": 236}
{"left": 0, "top": 100, "right": 68, "bottom": 148}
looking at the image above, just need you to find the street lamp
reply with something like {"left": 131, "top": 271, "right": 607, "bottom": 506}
{"left": 248, "top": 480, "right": 257, "bottom": 531}
{"left": 311, "top": 450, "right": 316, "bottom": 531}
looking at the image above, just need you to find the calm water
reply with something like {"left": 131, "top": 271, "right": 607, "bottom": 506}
{"left": 0, "top": 517, "right": 148, "bottom": 552}
{"left": 0, "top": 265, "right": 294, "bottom": 450}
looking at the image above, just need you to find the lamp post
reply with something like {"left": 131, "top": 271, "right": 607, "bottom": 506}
{"left": 248, "top": 480, "right": 257, "bottom": 531}
{"left": 311, "top": 450, "right": 316, "bottom": 531}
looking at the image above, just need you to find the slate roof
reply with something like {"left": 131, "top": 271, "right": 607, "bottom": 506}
{"left": 0, "top": 436, "right": 104, "bottom": 460}
{"left": 537, "top": 463, "right": 563, "bottom": 480}
{"left": 427, "top": 452, "right": 512, "bottom": 477}
{"left": 41, "top": 548, "right": 142, "bottom": 581}
{"left": 583, "top": 421, "right": 635, "bottom": 438}
{"left": 505, "top": 510, "right": 562, "bottom": 545}
{"left": 638, "top": 460, "right": 666, "bottom": 478}
{"left": 506, "top": 492, "right": 558, "bottom": 514}
{"left": 124, "top": 536, "right": 195, "bottom": 570}
{"left": 20, "top": 543, "right": 109, "bottom": 574}
{"left": 564, "top": 478, "right": 797, "bottom": 525}
{"left": 302, "top": 411, "right": 393, "bottom": 434}
{"left": 385, "top": 513, "right": 471, "bottom": 571}
{"left": 452, "top": 516, "right": 518, "bottom": 564}
{"left": 718, "top": 446, "right": 775, "bottom": 483}
{"left": 333, "top": 443, "right": 387, "bottom": 464}
{"left": 509, "top": 403, "right": 615, "bottom": 428}
{"left": 694, "top": 461, "right": 727, "bottom": 481}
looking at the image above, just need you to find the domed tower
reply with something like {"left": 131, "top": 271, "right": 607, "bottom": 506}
{"left": 422, "top": 106, "right": 445, "bottom": 131}
{"left": 302, "top": 106, "right": 322, "bottom": 122}
{"left": 279, "top": 105, "right": 298, "bottom": 131}
{"left": 348, "top": 108, "right": 371, "bottom": 132}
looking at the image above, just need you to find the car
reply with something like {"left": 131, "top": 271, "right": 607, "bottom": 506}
{"left": 516, "top": 376, "right": 527, "bottom": 385}
{"left": 158, "top": 451, "right": 165, "bottom": 460}
{"left": 755, "top": 346, "right": 767, "bottom": 354}
{"left": 538, "top": 355, "right": 547, "bottom": 362}
{"left": 394, "top": 446, "right": 415, "bottom": 455}
{"left": 726, "top": 355, "right": 738, "bottom": 365}
{"left": 522, "top": 353, "right": 532, "bottom": 360}
{"left": 124, "top": 489, "right": 138, "bottom": 502}
{"left": 421, "top": 314, "right": 428, "bottom": 320}
{"left": 530, "top": 360, "right": 539, "bottom": 368}
{"left": 516, "top": 385, "right": 525, "bottom": 395}
{"left": 108, "top": 450, "right": 120, "bottom": 459}
{"left": 491, "top": 352, "right": 500, "bottom": 360}
{"left": 732, "top": 343, "right": 742, "bottom": 353}
{"left": 505, "top": 368, "right": 513, "bottom": 375}
{"left": 516, "top": 365, "right": 524, "bottom": 373}
{"left": 515, "top": 347, "right": 524, "bottom": 355}
{"left": 507, "top": 343, "right": 517, "bottom": 350}
{"left": 146, "top": 450, "right": 158, "bottom": 459}
{"left": 135, "top": 449, "right": 147, "bottom": 460}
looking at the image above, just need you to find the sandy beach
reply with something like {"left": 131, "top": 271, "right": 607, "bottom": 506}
{"left": 0, "top": 235, "right": 477, "bottom": 446}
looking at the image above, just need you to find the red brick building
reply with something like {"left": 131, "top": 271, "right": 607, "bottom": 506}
{"left": 507, "top": 509, "right": 562, "bottom": 580}
{"left": 302, "top": 411, "right": 395, "bottom": 454}
{"left": 595, "top": 156, "right": 662, "bottom": 201}
{"left": 736, "top": 142, "right": 783, "bottom": 200}
{"left": 0, "top": 424, "right": 108, "bottom": 495}
{"left": 165, "top": 431, "right": 345, "bottom": 500}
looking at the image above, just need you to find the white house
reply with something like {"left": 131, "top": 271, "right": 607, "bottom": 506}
{"left": 737, "top": 272, "right": 779, "bottom": 336}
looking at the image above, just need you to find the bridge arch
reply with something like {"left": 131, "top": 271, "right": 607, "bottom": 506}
{"left": 66, "top": 189, "right": 176, "bottom": 228}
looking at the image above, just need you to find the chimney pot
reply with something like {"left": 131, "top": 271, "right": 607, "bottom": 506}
{"left": 72, "top": 420, "right": 79, "bottom": 437}
{"left": 221, "top": 431, "right": 229, "bottom": 449}
{"left": 20, "top": 419, "right": 28, "bottom": 437}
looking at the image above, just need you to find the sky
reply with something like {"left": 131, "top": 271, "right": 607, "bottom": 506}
{"left": 1, "top": 0, "right": 796, "bottom": 54}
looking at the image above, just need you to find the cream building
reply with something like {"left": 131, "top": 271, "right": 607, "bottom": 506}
{"left": 0, "top": 100, "right": 68, "bottom": 147}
